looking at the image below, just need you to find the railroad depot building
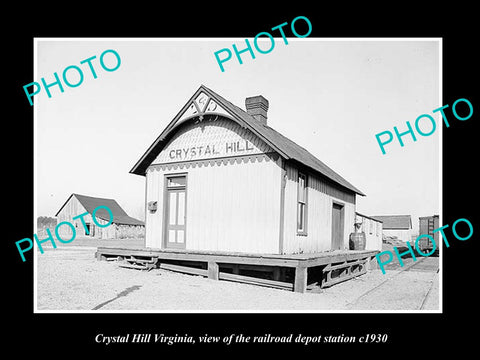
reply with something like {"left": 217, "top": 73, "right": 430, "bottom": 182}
{"left": 55, "top": 193, "right": 145, "bottom": 239}
{"left": 130, "top": 85, "right": 368, "bottom": 255}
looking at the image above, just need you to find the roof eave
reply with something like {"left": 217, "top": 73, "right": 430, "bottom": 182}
{"left": 54, "top": 193, "right": 75, "bottom": 217}
{"left": 129, "top": 85, "right": 365, "bottom": 197}
{"left": 203, "top": 86, "right": 290, "bottom": 160}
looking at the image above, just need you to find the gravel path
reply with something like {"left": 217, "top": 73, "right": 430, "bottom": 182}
{"left": 36, "top": 246, "right": 440, "bottom": 312}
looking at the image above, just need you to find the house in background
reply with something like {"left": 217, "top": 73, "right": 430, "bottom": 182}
{"left": 55, "top": 193, "right": 144, "bottom": 239}
{"left": 130, "top": 85, "right": 367, "bottom": 254}
{"left": 372, "top": 214, "right": 412, "bottom": 243}
{"left": 355, "top": 212, "right": 383, "bottom": 250}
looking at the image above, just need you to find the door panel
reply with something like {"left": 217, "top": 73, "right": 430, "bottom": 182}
{"left": 331, "top": 203, "right": 344, "bottom": 250}
{"left": 165, "top": 187, "right": 186, "bottom": 249}
{"left": 177, "top": 230, "right": 184, "bottom": 243}
{"left": 168, "top": 192, "right": 177, "bottom": 225}
{"left": 168, "top": 229, "right": 176, "bottom": 243}
{"left": 177, "top": 192, "right": 185, "bottom": 226}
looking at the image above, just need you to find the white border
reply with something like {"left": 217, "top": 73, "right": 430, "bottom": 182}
{"left": 33, "top": 39, "right": 39, "bottom": 312}
{"left": 33, "top": 37, "right": 443, "bottom": 314}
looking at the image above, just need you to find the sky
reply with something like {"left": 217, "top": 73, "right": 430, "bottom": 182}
{"left": 35, "top": 38, "right": 440, "bottom": 232}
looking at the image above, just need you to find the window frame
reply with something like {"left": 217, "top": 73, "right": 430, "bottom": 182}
{"left": 163, "top": 173, "right": 188, "bottom": 249}
{"left": 167, "top": 175, "right": 187, "bottom": 189}
{"left": 297, "top": 172, "right": 308, "bottom": 235}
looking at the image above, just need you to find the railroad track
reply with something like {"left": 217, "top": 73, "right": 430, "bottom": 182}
{"left": 417, "top": 260, "right": 440, "bottom": 310}
{"left": 345, "top": 256, "right": 439, "bottom": 310}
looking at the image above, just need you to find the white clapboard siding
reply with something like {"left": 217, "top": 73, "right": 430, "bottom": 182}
{"left": 56, "top": 196, "right": 93, "bottom": 238}
{"left": 94, "top": 217, "right": 116, "bottom": 239}
{"left": 145, "top": 168, "right": 164, "bottom": 247}
{"left": 145, "top": 117, "right": 281, "bottom": 253}
{"left": 282, "top": 163, "right": 355, "bottom": 254}
{"left": 145, "top": 156, "right": 281, "bottom": 253}
{"left": 56, "top": 195, "right": 144, "bottom": 240}
{"left": 355, "top": 214, "right": 383, "bottom": 251}
{"left": 144, "top": 116, "right": 360, "bottom": 255}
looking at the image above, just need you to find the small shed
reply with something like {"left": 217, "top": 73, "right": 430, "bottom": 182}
{"left": 372, "top": 214, "right": 412, "bottom": 243}
{"left": 55, "top": 193, "right": 145, "bottom": 239}
{"left": 130, "top": 85, "right": 366, "bottom": 254}
{"left": 355, "top": 212, "right": 383, "bottom": 250}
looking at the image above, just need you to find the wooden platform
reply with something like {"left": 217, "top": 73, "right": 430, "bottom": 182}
{"left": 95, "top": 246, "right": 378, "bottom": 293}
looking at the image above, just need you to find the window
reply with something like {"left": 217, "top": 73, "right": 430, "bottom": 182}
{"left": 167, "top": 175, "right": 186, "bottom": 188}
{"left": 369, "top": 220, "right": 373, "bottom": 234}
{"left": 297, "top": 172, "right": 308, "bottom": 234}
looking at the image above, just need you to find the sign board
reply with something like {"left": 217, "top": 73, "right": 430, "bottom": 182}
{"left": 153, "top": 117, "right": 273, "bottom": 164}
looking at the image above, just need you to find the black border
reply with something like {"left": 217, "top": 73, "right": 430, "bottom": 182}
{"left": 7, "top": 5, "right": 478, "bottom": 354}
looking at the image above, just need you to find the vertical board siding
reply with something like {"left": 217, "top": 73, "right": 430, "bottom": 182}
{"left": 56, "top": 196, "right": 93, "bottom": 238}
{"left": 282, "top": 162, "right": 356, "bottom": 254}
{"left": 310, "top": 174, "right": 356, "bottom": 204}
{"left": 145, "top": 117, "right": 282, "bottom": 253}
{"left": 355, "top": 214, "right": 383, "bottom": 251}
{"left": 144, "top": 117, "right": 360, "bottom": 255}
{"left": 56, "top": 195, "right": 145, "bottom": 240}
{"left": 145, "top": 169, "right": 164, "bottom": 248}
{"left": 95, "top": 217, "right": 115, "bottom": 239}
{"left": 145, "top": 157, "right": 282, "bottom": 253}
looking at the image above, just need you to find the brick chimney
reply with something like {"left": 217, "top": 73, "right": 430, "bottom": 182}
{"left": 245, "top": 95, "right": 269, "bottom": 125}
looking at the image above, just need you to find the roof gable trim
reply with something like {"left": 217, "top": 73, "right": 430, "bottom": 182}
{"left": 129, "top": 85, "right": 289, "bottom": 175}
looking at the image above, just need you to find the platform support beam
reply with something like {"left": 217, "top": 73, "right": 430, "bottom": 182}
{"left": 232, "top": 264, "right": 240, "bottom": 275}
{"left": 273, "top": 267, "right": 281, "bottom": 281}
{"left": 208, "top": 261, "right": 219, "bottom": 280}
{"left": 294, "top": 266, "right": 307, "bottom": 293}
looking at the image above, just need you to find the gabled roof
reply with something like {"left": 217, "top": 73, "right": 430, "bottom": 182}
{"left": 372, "top": 215, "right": 412, "bottom": 230}
{"left": 55, "top": 193, "right": 144, "bottom": 226}
{"left": 130, "top": 85, "right": 365, "bottom": 196}
{"left": 356, "top": 212, "right": 383, "bottom": 223}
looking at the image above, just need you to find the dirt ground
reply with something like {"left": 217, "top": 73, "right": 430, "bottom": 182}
{"left": 35, "top": 238, "right": 440, "bottom": 312}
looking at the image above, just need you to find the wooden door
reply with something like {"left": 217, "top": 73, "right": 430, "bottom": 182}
{"left": 164, "top": 176, "right": 187, "bottom": 249}
{"left": 331, "top": 203, "right": 344, "bottom": 250}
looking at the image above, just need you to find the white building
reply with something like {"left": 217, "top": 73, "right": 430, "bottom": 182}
{"left": 130, "top": 85, "right": 366, "bottom": 254}
{"left": 355, "top": 212, "right": 383, "bottom": 250}
{"left": 372, "top": 214, "right": 412, "bottom": 243}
